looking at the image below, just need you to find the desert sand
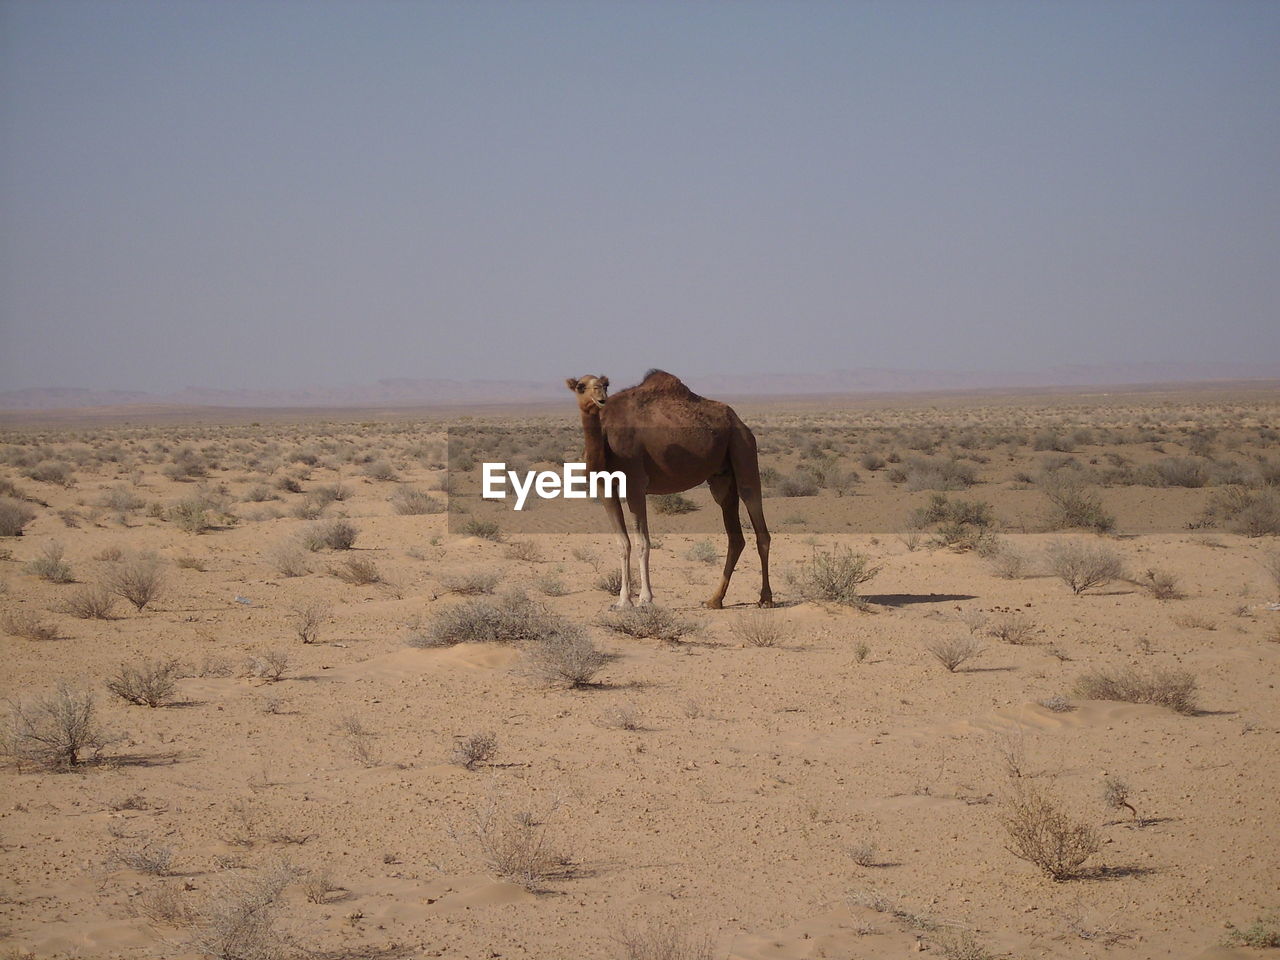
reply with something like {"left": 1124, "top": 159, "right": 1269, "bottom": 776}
{"left": 1, "top": 385, "right": 1277, "bottom": 959}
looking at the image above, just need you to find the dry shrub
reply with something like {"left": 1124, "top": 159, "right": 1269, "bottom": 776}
{"left": 462, "top": 517, "right": 504, "bottom": 541}
{"left": 1073, "top": 666, "right": 1198, "bottom": 714}
{"left": 1225, "top": 915, "right": 1280, "bottom": 949}
{"left": 110, "top": 843, "right": 175, "bottom": 875}
{"left": 1040, "top": 473, "right": 1115, "bottom": 533}
{"left": 1129, "top": 566, "right": 1181, "bottom": 600}
{"left": 167, "top": 498, "right": 212, "bottom": 534}
{"left": 337, "top": 715, "right": 381, "bottom": 767}
{"left": 989, "top": 613, "right": 1035, "bottom": 645}
{"left": 1045, "top": 540, "right": 1124, "bottom": 595}
{"left": 451, "top": 731, "right": 498, "bottom": 770}
{"left": 25, "top": 541, "right": 73, "bottom": 583}
{"left": 389, "top": 487, "right": 445, "bottom": 515}
{"left": 999, "top": 780, "right": 1101, "bottom": 881}
{"left": 925, "top": 635, "right": 985, "bottom": 672}
{"left": 264, "top": 541, "right": 309, "bottom": 578}
{"left": 652, "top": 493, "right": 699, "bottom": 514}
{"left": 1102, "top": 776, "right": 1139, "bottom": 822}
{"left": 136, "top": 881, "right": 201, "bottom": 927}
{"left": 104, "top": 554, "right": 166, "bottom": 611}
{"left": 440, "top": 570, "right": 499, "bottom": 595}
{"left": 534, "top": 573, "right": 567, "bottom": 596}
{"left": 616, "top": 919, "right": 714, "bottom": 960}
{"left": 788, "top": 546, "right": 881, "bottom": 606}
{"left": 1200, "top": 486, "right": 1280, "bottom": 537}
{"left": 2, "top": 609, "right": 59, "bottom": 641}
{"left": 190, "top": 861, "right": 295, "bottom": 960}
{"left": 458, "top": 794, "right": 571, "bottom": 889}
{"left": 2, "top": 684, "right": 112, "bottom": 769}
{"left": 685, "top": 540, "right": 717, "bottom": 564}
{"left": 503, "top": 540, "right": 542, "bottom": 562}
{"left": 289, "top": 599, "right": 330, "bottom": 644}
{"left": 932, "top": 930, "right": 997, "bottom": 960}
{"left": 361, "top": 459, "right": 397, "bottom": 481}
{"left": 0, "top": 497, "right": 37, "bottom": 537}
{"left": 302, "top": 519, "right": 358, "bottom": 551}
{"left": 24, "top": 461, "right": 75, "bottom": 486}
{"left": 523, "top": 627, "right": 608, "bottom": 687}
{"left": 735, "top": 610, "right": 786, "bottom": 647}
{"left": 106, "top": 658, "right": 181, "bottom": 707}
{"left": 300, "top": 869, "right": 340, "bottom": 905}
{"left": 60, "top": 586, "right": 117, "bottom": 624}
{"left": 604, "top": 605, "right": 697, "bottom": 643}
{"left": 329, "top": 556, "right": 381, "bottom": 585}
{"left": 247, "top": 649, "right": 292, "bottom": 682}
{"left": 409, "top": 591, "right": 563, "bottom": 647}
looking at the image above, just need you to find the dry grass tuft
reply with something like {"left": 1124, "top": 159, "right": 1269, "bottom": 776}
{"left": 604, "top": 605, "right": 698, "bottom": 643}
{"left": 104, "top": 554, "right": 166, "bottom": 611}
{"left": 2, "top": 609, "right": 60, "bottom": 641}
{"left": 788, "top": 546, "right": 881, "bottom": 606}
{"left": 451, "top": 731, "right": 498, "bottom": 770}
{"left": 1046, "top": 540, "right": 1125, "bottom": 595}
{"left": 289, "top": 599, "right": 331, "bottom": 644}
{"left": 2, "top": 683, "right": 112, "bottom": 769}
{"left": 106, "top": 658, "right": 182, "bottom": 707}
{"left": 1073, "top": 666, "right": 1198, "bottom": 714}
{"left": 734, "top": 610, "right": 786, "bottom": 647}
{"left": 924, "top": 635, "right": 985, "bottom": 672}
{"left": 999, "top": 780, "right": 1101, "bottom": 881}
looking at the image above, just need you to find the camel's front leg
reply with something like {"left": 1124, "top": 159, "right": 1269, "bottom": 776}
{"left": 602, "top": 495, "right": 633, "bottom": 609}
{"left": 628, "top": 495, "right": 654, "bottom": 605}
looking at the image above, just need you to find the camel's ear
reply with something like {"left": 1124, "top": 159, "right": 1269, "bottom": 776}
{"left": 598, "top": 376, "right": 609, "bottom": 388}
{"left": 565, "top": 378, "right": 580, "bottom": 392}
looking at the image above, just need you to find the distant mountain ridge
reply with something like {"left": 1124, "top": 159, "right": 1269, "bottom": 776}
{"left": 2, "top": 362, "right": 1278, "bottom": 410}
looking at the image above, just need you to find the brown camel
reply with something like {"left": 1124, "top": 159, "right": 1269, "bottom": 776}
{"left": 565, "top": 369, "right": 772, "bottom": 609}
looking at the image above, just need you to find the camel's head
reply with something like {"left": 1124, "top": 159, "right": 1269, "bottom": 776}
{"left": 565, "top": 375, "right": 609, "bottom": 410}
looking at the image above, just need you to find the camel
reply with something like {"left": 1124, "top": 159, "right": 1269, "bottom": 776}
{"left": 565, "top": 369, "right": 772, "bottom": 609}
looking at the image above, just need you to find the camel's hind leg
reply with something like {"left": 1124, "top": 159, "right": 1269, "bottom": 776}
{"left": 706, "top": 472, "right": 745, "bottom": 609}
{"left": 729, "top": 424, "right": 773, "bottom": 607}
{"left": 602, "top": 495, "right": 633, "bottom": 609}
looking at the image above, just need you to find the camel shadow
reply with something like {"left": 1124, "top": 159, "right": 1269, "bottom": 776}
{"left": 865, "top": 593, "right": 978, "bottom": 607}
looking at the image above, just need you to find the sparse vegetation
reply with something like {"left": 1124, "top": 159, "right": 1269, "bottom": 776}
{"left": 605, "top": 605, "right": 697, "bottom": 643}
{"left": 652, "top": 493, "right": 699, "bottom": 514}
{"left": 0, "top": 497, "right": 37, "bottom": 537}
{"left": 302, "top": 518, "right": 358, "bottom": 551}
{"left": 25, "top": 541, "right": 74, "bottom": 583}
{"left": 289, "top": 599, "right": 331, "bottom": 644}
{"left": 925, "top": 635, "right": 985, "bottom": 672}
{"left": 999, "top": 780, "right": 1102, "bottom": 880}
{"left": 329, "top": 556, "right": 382, "bottom": 585}
{"left": 524, "top": 626, "right": 608, "bottom": 686}
{"left": 3, "top": 684, "right": 112, "bottom": 769}
{"left": 1073, "top": 666, "right": 1198, "bottom": 714}
{"left": 788, "top": 546, "right": 880, "bottom": 606}
{"left": 735, "top": 610, "right": 786, "bottom": 647}
{"left": 61, "top": 583, "right": 117, "bottom": 619}
{"left": 451, "top": 731, "right": 498, "bottom": 770}
{"left": 103, "top": 554, "right": 166, "bottom": 611}
{"left": 1046, "top": 540, "right": 1125, "bottom": 595}
{"left": 106, "top": 658, "right": 181, "bottom": 707}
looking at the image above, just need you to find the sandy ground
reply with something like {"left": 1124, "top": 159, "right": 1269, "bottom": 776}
{"left": 0, "top": 388, "right": 1277, "bottom": 959}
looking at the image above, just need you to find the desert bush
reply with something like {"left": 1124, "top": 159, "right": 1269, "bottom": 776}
{"left": 300, "top": 869, "right": 340, "bottom": 905}
{"left": 389, "top": 486, "right": 445, "bottom": 515}
{"left": 925, "top": 635, "right": 985, "bottom": 672}
{"left": 524, "top": 626, "right": 608, "bottom": 686}
{"left": 999, "top": 780, "right": 1101, "bottom": 880}
{"left": 61, "top": 583, "right": 117, "bottom": 619}
{"left": 685, "top": 540, "right": 717, "bottom": 564}
{"left": 2, "top": 684, "right": 111, "bottom": 769}
{"left": 1201, "top": 486, "right": 1280, "bottom": 537}
{"left": 289, "top": 599, "right": 331, "bottom": 644}
{"left": 1225, "top": 915, "right": 1280, "bottom": 948}
{"left": 616, "top": 920, "right": 715, "bottom": 960}
{"left": 24, "top": 461, "right": 75, "bottom": 486}
{"left": 0, "top": 498, "right": 37, "bottom": 537}
{"left": 911, "top": 494, "right": 994, "bottom": 529}
{"left": 167, "top": 498, "right": 213, "bottom": 534}
{"left": 191, "top": 862, "right": 294, "bottom": 960}
{"left": 329, "top": 556, "right": 382, "bottom": 585}
{"left": 104, "top": 554, "right": 165, "bottom": 611}
{"left": 25, "top": 540, "right": 74, "bottom": 583}
{"left": 503, "top": 540, "right": 542, "bottom": 562}
{"left": 409, "top": 590, "right": 562, "bottom": 647}
{"left": 289, "top": 496, "right": 327, "bottom": 520}
{"left": 247, "top": 649, "right": 292, "bottom": 682}
{"left": 1, "top": 609, "right": 59, "bottom": 641}
{"left": 1102, "top": 776, "right": 1140, "bottom": 822}
{"left": 441, "top": 570, "right": 499, "bottom": 595}
{"left": 989, "top": 613, "right": 1035, "bottom": 645}
{"left": 1138, "top": 568, "right": 1183, "bottom": 600}
{"left": 98, "top": 485, "right": 144, "bottom": 513}
{"left": 1147, "top": 456, "right": 1210, "bottom": 488}
{"left": 241, "top": 483, "right": 277, "bottom": 503}
{"left": 1039, "top": 695, "right": 1073, "bottom": 713}
{"left": 276, "top": 475, "right": 303, "bottom": 494}
{"left": 136, "top": 882, "right": 201, "bottom": 926}
{"left": 1040, "top": 473, "right": 1114, "bottom": 533}
{"left": 162, "top": 449, "right": 207, "bottom": 481}
{"left": 988, "top": 543, "right": 1031, "bottom": 579}
{"left": 652, "top": 493, "right": 699, "bottom": 514}
{"left": 1073, "top": 666, "right": 1198, "bottom": 714}
{"left": 463, "top": 517, "right": 504, "bottom": 541}
{"left": 932, "top": 930, "right": 997, "bottom": 960}
{"left": 604, "top": 605, "right": 697, "bottom": 642}
{"left": 309, "top": 483, "right": 350, "bottom": 504}
{"left": 534, "top": 573, "right": 567, "bottom": 596}
{"left": 361, "top": 459, "right": 397, "bottom": 481}
{"left": 452, "top": 731, "right": 498, "bottom": 770}
{"left": 735, "top": 610, "right": 785, "bottom": 647}
{"left": 459, "top": 794, "right": 571, "bottom": 889}
{"left": 337, "top": 714, "right": 380, "bottom": 767}
{"left": 788, "top": 546, "right": 881, "bottom": 606}
{"left": 302, "top": 518, "right": 358, "bottom": 551}
{"left": 778, "top": 473, "right": 820, "bottom": 497}
{"left": 859, "top": 452, "right": 886, "bottom": 472}
{"left": 110, "top": 843, "right": 175, "bottom": 875}
{"left": 1045, "top": 540, "right": 1124, "bottom": 595}
{"left": 903, "top": 456, "right": 976, "bottom": 491}
{"left": 264, "top": 540, "right": 309, "bottom": 578}
{"left": 106, "top": 658, "right": 181, "bottom": 707}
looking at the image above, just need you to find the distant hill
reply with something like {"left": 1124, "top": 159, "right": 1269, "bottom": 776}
{"left": 2, "top": 362, "right": 1278, "bottom": 410}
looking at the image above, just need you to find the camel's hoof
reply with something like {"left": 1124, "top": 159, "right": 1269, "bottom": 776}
{"left": 705, "top": 599, "right": 724, "bottom": 610}
{"left": 758, "top": 599, "right": 775, "bottom": 609}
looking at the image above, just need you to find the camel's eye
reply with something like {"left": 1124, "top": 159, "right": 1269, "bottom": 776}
{"left": 576, "top": 384, "right": 584, "bottom": 393}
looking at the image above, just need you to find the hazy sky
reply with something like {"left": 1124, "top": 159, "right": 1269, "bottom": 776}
{"left": 2, "top": 0, "right": 1277, "bottom": 393}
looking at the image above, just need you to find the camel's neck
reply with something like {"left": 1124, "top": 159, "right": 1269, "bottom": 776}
{"left": 577, "top": 406, "right": 608, "bottom": 473}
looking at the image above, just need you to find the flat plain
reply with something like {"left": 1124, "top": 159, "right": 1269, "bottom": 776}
{"left": 1, "top": 383, "right": 1278, "bottom": 960}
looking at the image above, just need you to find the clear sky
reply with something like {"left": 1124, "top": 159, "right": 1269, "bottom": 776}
{"left": 1, "top": 0, "right": 1277, "bottom": 393}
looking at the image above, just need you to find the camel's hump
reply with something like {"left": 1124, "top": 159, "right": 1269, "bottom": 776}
{"left": 640, "top": 369, "right": 691, "bottom": 392}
